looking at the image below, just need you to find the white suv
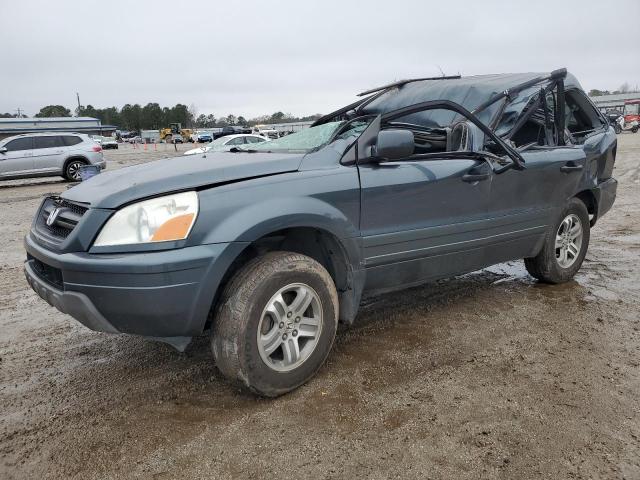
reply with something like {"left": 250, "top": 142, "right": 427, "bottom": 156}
{"left": 0, "top": 133, "right": 106, "bottom": 181}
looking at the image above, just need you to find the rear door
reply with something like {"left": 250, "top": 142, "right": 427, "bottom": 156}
{"left": 32, "top": 135, "right": 65, "bottom": 173}
{"left": 485, "top": 86, "right": 606, "bottom": 264}
{"left": 485, "top": 147, "right": 586, "bottom": 263}
{"left": 0, "top": 137, "right": 34, "bottom": 177}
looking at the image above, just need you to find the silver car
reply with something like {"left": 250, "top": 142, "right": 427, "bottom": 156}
{"left": 0, "top": 133, "right": 106, "bottom": 181}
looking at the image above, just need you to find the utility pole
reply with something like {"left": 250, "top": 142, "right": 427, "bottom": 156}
{"left": 76, "top": 92, "right": 81, "bottom": 116}
{"left": 15, "top": 108, "right": 23, "bottom": 118}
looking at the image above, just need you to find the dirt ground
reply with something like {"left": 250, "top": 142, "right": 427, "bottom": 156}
{"left": 1, "top": 136, "right": 639, "bottom": 480}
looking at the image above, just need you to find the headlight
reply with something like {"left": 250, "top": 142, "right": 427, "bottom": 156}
{"left": 94, "top": 191, "right": 198, "bottom": 246}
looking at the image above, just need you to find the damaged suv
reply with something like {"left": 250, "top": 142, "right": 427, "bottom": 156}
{"left": 24, "top": 69, "right": 617, "bottom": 396}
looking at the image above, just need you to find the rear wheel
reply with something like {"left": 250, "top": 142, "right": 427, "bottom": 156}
{"left": 614, "top": 124, "right": 622, "bottom": 134}
{"left": 64, "top": 159, "right": 87, "bottom": 181}
{"left": 525, "top": 197, "right": 590, "bottom": 283}
{"left": 211, "top": 251, "right": 338, "bottom": 397}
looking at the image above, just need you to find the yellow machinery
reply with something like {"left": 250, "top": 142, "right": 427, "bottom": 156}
{"left": 159, "top": 123, "right": 193, "bottom": 142}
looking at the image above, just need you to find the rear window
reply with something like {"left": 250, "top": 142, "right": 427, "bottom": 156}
{"left": 34, "top": 136, "right": 63, "bottom": 149}
{"left": 4, "top": 137, "right": 33, "bottom": 152}
{"left": 61, "top": 136, "right": 82, "bottom": 146}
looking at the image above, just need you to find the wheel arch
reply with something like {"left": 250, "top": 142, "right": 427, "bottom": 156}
{"left": 62, "top": 155, "right": 88, "bottom": 172}
{"left": 204, "top": 223, "right": 364, "bottom": 332}
{"left": 574, "top": 189, "right": 598, "bottom": 226}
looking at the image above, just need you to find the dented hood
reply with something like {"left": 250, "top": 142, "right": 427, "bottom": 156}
{"left": 62, "top": 151, "right": 304, "bottom": 209}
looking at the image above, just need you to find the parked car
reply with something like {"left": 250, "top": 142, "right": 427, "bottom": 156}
{"left": 24, "top": 69, "right": 617, "bottom": 396}
{"left": 95, "top": 136, "right": 119, "bottom": 149}
{"left": 1, "top": 133, "right": 105, "bottom": 181}
{"left": 172, "top": 134, "right": 184, "bottom": 144}
{"left": 196, "top": 132, "right": 213, "bottom": 143}
{"left": 184, "top": 134, "right": 269, "bottom": 155}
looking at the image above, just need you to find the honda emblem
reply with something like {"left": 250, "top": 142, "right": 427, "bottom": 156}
{"left": 46, "top": 207, "right": 61, "bottom": 226}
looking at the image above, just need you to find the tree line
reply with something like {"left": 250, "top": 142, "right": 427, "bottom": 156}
{"left": 1, "top": 103, "right": 322, "bottom": 131}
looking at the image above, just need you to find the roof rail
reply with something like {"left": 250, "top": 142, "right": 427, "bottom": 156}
{"left": 357, "top": 75, "right": 462, "bottom": 97}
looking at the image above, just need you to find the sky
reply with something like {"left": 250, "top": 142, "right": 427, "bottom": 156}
{"left": 1, "top": 0, "right": 639, "bottom": 119}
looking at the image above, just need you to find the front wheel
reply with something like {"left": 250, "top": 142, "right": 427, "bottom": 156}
{"left": 525, "top": 198, "right": 590, "bottom": 284}
{"left": 64, "top": 159, "right": 87, "bottom": 181}
{"left": 211, "top": 251, "right": 338, "bottom": 397}
{"left": 632, "top": 126, "right": 639, "bottom": 133}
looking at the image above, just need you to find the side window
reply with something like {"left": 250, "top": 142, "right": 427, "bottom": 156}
{"left": 5, "top": 137, "right": 33, "bottom": 152}
{"left": 226, "top": 137, "right": 245, "bottom": 145}
{"left": 563, "top": 90, "right": 604, "bottom": 142}
{"left": 245, "top": 136, "right": 266, "bottom": 144}
{"left": 384, "top": 108, "right": 467, "bottom": 155}
{"left": 61, "top": 136, "right": 82, "bottom": 146}
{"left": 34, "top": 136, "right": 63, "bottom": 149}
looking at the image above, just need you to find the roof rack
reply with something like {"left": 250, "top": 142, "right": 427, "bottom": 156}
{"left": 357, "top": 75, "right": 462, "bottom": 97}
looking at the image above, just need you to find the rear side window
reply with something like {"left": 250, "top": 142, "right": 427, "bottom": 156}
{"left": 61, "top": 136, "right": 82, "bottom": 146}
{"left": 226, "top": 137, "right": 246, "bottom": 145}
{"left": 564, "top": 90, "right": 604, "bottom": 140}
{"left": 34, "top": 136, "right": 63, "bottom": 149}
{"left": 4, "top": 137, "right": 33, "bottom": 151}
{"left": 245, "top": 136, "right": 266, "bottom": 144}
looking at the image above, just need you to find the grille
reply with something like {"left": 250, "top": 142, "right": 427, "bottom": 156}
{"left": 36, "top": 197, "right": 88, "bottom": 242}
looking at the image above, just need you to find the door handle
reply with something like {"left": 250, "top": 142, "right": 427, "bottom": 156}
{"left": 560, "top": 164, "right": 583, "bottom": 173}
{"left": 462, "top": 172, "right": 491, "bottom": 182}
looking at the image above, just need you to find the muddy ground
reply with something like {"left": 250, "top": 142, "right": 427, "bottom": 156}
{"left": 1, "top": 136, "right": 639, "bottom": 479}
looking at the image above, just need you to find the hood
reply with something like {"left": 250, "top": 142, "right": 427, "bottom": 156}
{"left": 63, "top": 151, "right": 304, "bottom": 209}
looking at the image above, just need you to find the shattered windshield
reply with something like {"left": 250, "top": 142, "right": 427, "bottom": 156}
{"left": 236, "top": 121, "right": 344, "bottom": 153}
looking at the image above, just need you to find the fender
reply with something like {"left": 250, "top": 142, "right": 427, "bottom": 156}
{"left": 188, "top": 169, "right": 366, "bottom": 326}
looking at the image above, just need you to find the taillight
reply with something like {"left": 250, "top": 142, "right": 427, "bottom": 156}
{"left": 92, "top": 145, "right": 102, "bottom": 152}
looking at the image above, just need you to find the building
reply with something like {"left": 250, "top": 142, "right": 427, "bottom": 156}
{"left": 589, "top": 92, "right": 640, "bottom": 114}
{"left": 0, "top": 117, "right": 117, "bottom": 141}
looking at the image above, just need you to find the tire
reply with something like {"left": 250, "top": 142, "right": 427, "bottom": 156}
{"left": 632, "top": 126, "right": 638, "bottom": 133}
{"left": 614, "top": 124, "right": 622, "bottom": 134}
{"left": 64, "top": 158, "right": 87, "bottom": 181}
{"left": 211, "top": 251, "right": 339, "bottom": 397}
{"left": 525, "top": 197, "right": 590, "bottom": 284}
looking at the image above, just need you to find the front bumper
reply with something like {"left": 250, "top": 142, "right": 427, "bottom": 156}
{"left": 24, "top": 233, "right": 247, "bottom": 337}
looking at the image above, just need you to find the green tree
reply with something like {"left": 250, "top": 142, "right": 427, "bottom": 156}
{"left": 225, "top": 114, "right": 237, "bottom": 125}
{"left": 165, "top": 104, "right": 192, "bottom": 128}
{"left": 141, "top": 103, "right": 164, "bottom": 129}
{"left": 120, "top": 103, "right": 142, "bottom": 131}
{"left": 237, "top": 116, "right": 247, "bottom": 126}
{"left": 270, "top": 111, "right": 286, "bottom": 122}
{"left": 35, "top": 105, "right": 71, "bottom": 117}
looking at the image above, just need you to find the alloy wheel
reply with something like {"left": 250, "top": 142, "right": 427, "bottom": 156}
{"left": 257, "top": 283, "right": 323, "bottom": 372}
{"left": 555, "top": 214, "right": 583, "bottom": 268}
{"left": 67, "top": 161, "right": 84, "bottom": 180}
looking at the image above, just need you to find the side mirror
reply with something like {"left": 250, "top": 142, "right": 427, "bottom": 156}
{"left": 0, "top": 147, "right": 7, "bottom": 154}
{"left": 373, "top": 129, "right": 414, "bottom": 161}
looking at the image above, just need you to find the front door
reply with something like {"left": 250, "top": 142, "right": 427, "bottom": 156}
{"left": 0, "top": 136, "right": 34, "bottom": 178}
{"left": 359, "top": 157, "right": 492, "bottom": 291}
